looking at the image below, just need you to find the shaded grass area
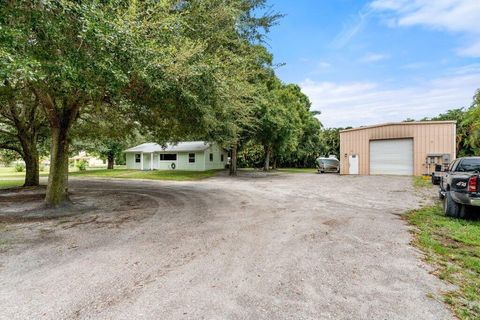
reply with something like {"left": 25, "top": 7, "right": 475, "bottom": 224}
{"left": 70, "top": 168, "right": 223, "bottom": 181}
{"left": 277, "top": 168, "right": 317, "bottom": 173}
{"left": 407, "top": 204, "right": 480, "bottom": 319}
{"left": 0, "top": 166, "right": 49, "bottom": 178}
{"left": 0, "top": 167, "right": 26, "bottom": 189}
{"left": 0, "top": 180, "right": 24, "bottom": 189}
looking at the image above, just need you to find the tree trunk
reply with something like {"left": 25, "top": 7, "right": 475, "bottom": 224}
{"left": 229, "top": 144, "right": 237, "bottom": 176}
{"left": 33, "top": 89, "right": 79, "bottom": 208}
{"left": 272, "top": 156, "right": 277, "bottom": 170}
{"left": 263, "top": 145, "right": 270, "bottom": 171}
{"left": 17, "top": 135, "right": 40, "bottom": 187}
{"left": 23, "top": 149, "right": 39, "bottom": 187}
{"left": 45, "top": 127, "right": 70, "bottom": 207}
{"left": 107, "top": 153, "right": 114, "bottom": 170}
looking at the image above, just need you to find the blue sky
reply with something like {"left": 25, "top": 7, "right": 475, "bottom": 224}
{"left": 265, "top": 0, "right": 480, "bottom": 128}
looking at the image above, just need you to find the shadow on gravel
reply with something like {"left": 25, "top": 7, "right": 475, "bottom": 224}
{"left": 0, "top": 186, "right": 159, "bottom": 226}
{"left": 0, "top": 188, "right": 96, "bottom": 223}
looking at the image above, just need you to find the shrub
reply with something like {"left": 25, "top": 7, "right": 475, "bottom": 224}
{"left": 76, "top": 159, "right": 87, "bottom": 171}
{"left": 15, "top": 163, "right": 25, "bottom": 172}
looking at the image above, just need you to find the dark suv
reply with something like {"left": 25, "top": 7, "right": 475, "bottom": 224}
{"left": 440, "top": 157, "right": 480, "bottom": 218}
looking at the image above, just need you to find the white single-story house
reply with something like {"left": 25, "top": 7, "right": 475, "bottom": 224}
{"left": 71, "top": 151, "right": 105, "bottom": 167}
{"left": 124, "top": 141, "right": 227, "bottom": 171}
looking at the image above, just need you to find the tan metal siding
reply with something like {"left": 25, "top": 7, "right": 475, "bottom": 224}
{"left": 340, "top": 122, "right": 456, "bottom": 175}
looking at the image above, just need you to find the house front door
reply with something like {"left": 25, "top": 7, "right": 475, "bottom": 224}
{"left": 143, "top": 153, "right": 151, "bottom": 170}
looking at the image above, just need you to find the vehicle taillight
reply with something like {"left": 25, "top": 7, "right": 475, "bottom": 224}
{"left": 468, "top": 176, "right": 478, "bottom": 193}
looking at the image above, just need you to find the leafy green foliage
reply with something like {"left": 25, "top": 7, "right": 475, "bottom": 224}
{"left": 0, "top": 149, "right": 18, "bottom": 166}
{"left": 71, "top": 101, "right": 142, "bottom": 169}
{"left": 75, "top": 160, "right": 87, "bottom": 171}
{"left": 129, "top": 1, "right": 280, "bottom": 147}
{"left": 0, "top": 85, "right": 48, "bottom": 186}
{"left": 237, "top": 141, "right": 264, "bottom": 168}
{"left": 463, "top": 90, "right": 480, "bottom": 155}
{"left": 14, "top": 163, "right": 24, "bottom": 172}
{"left": 0, "top": 0, "right": 153, "bottom": 202}
{"left": 318, "top": 128, "right": 342, "bottom": 158}
{"left": 251, "top": 80, "right": 322, "bottom": 169}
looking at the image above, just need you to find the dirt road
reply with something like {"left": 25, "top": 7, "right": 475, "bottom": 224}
{"left": 0, "top": 173, "right": 452, "bottom": 319}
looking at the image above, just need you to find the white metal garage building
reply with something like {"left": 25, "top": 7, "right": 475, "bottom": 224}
{"left": 339, "top": 121, "right": 456, "bottom": 176}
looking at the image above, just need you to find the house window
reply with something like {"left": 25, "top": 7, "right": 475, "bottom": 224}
{"left": 189, "top": 153, "right": 195, "bottom": 163}
{"left": 135, "top": 154, "right": 141, "bottom": 163}
{"left": 221, "top": 154, "right": 224, "bottom": 162}
{"left": 160, "top": 154, "right": 177, "bottom": 161}
{"left": 209, "top": 153, "right": 213, "bottom": 162}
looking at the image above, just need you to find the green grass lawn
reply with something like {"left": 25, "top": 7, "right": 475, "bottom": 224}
{"left": 0, "top": 166, "right": 221, "bottom": 189}
{"left": 0, "top": 179, "right": 24, "bottom": 189}
{"left": 70, "top": 168, "right": 223, "bottom": 181}
{"left": 407, "top": 205, "right": 480, "bottom": 319}
{"left": 0, "top": 167, "right": 31, "bottom": 189}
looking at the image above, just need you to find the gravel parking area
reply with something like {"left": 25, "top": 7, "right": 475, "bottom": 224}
{"left": 0, "top": 173, "right": 453, "bottom": 319}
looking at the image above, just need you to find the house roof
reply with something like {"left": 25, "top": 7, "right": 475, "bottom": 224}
{"left": 339, "top": 120, "right": 457, "bottom": 133}
{"left": 124, "top": 141, "right": 212, "bottom": 153}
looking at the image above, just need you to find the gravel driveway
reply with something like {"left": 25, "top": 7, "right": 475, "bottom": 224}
{"left": 0, "top": 173, "right": 452, "bottom": 319}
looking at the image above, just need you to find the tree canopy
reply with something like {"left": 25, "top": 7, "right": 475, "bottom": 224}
{"left": 0, "top": 0, "right": 282, "bottom": 205}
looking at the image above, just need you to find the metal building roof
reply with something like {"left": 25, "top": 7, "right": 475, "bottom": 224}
{"left": 340, "top": 120, "right": 456, "bottom": 133}
{"left": 124, "top": 141, "right": 212, "bottom": 153}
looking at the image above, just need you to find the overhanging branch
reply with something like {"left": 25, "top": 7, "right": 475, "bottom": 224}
{"left": 0, "top": 143, "right": 23, "bottom": 156}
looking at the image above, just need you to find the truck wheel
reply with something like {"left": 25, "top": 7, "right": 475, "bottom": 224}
{"left": 443, "top": 191, "right": 464, "bottom": 218}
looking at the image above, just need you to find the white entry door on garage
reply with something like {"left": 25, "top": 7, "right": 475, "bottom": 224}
{"left": 370, "top": 139, "right": 413, "bottom": 175}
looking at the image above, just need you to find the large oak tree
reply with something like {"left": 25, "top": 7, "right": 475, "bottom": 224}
{"left": 1, "top": 0, "right": 279, "bottom": 205}
{"left": 0, "top": 87, "right": 46, "bottom": 186}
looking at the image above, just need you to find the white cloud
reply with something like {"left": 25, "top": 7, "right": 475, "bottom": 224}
{"left": 449, "top": 63, "right": 480, "bottom": 75}
{"left": 458, "top": 41, "right": 480, "bottom": 57}
{"left": 361, "top": 53, "right": 390, "bottom": 63}
{"left": 370, "top": 0, "right": 480, "bottom": 57}
{"left": 331, "top": 5, "right": 373, "bottom": 48}
{"left": 318, "top": 61, "right": 332, "bottom": 69}
{"left": 300, "top": 70, "right": 480, "bottom": 128}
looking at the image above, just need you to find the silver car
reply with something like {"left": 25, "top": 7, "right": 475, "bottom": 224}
{"left": 316, "top": 157, "right": 340, "bottom": 173}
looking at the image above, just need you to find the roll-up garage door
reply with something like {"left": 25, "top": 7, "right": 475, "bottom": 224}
{"left": 370, "top": 139, "right": 413, "bottom": 175}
